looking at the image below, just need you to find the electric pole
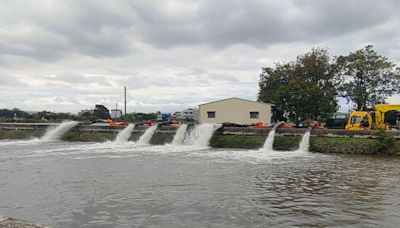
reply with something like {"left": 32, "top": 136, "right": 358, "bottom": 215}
{"left": 124, "top": 86, "right": 127, "bottom": 115}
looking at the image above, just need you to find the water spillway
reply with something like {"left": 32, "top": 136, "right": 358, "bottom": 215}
{"left": 298, "top": 127, "right": 312, "bottom": 152}
{"left": 171, "top": 124, "right": 188, "bottom": 145}
{"left": 262, "top": 121, "right": 285, "bottom": 152}
{"left": 114, "top": 124, "right": 135, "bottom": 143}
{"left": 185, "top": 123, "right": 222, "bottom": 147}
{"left": 137, "top": 125, "right": 158, "bottom": 145}
{"left": 41, "top": 121, "right": 79, "bottom": 141}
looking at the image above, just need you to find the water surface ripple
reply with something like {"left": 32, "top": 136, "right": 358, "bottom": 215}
{"left": 0, "top": 140, "right": 399, "bottom": 227}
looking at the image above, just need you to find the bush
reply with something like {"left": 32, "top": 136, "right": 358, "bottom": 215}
{"left": 375, "top": 130, "right": 396, "bottom": 154}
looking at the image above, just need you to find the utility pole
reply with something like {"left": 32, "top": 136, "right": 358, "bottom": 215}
{"left": 124, "top": 86, "right": 127, "bottom": 115}
{"left": 115, "top": 103, "right": 118, "bottom": 122}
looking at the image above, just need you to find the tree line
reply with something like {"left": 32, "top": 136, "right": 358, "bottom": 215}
{"left": 258, "top": 45, "right": 400, "bottom": 124}
{"left": 0, "top": 104, "right": 157, "bottom": 123}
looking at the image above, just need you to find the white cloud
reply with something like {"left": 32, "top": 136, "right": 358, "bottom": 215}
{"left": 0, "top": 0, "right": 399, "bottom": 113}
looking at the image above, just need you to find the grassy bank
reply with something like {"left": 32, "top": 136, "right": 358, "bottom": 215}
{"left": 1, "top": 129, "right": 399, "bottom": 155}
{"left": 209, "top": 134, "right": 301, "bottom": 150}
{"left": 310, "top": 136, "right": 400, "bottom": 155}
{"left": 0, "top": 129, "right": 43, "bottom": 140}
{"left": 61, "top": 131, "right": 116, "bottom": 142}
{"left": 150, "top": 132, "right": 174, "bottom": 145}
{"left": 210, "top": 134, "right": 400, "bottom": 155}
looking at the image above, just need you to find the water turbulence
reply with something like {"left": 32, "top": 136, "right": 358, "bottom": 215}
{"left": 41, "top": 121, "right": 79, "bottom": 141}
{"left": 137, "top": 125, "right": 158, "bottom": 145}
{"left": 114, "top": 124, "right": 135, "bottom": 143}
{"left": 262, "top": 121, "right": 285, "bottom": 152}
{"left": 298, "top": 127, "right": 313, "bottom": 152}
{"left": 185, "top": 123, "right": 222, "bottom": 147}
{"left": 171, "top": 124, "right": 188, "bottom": 145}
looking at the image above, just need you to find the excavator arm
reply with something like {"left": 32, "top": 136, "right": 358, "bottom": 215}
{"left": 375, "top": 104, "right": 400, "bottom": 130}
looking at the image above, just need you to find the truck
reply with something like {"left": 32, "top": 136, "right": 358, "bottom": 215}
{"left": 345, "top": 104, "right": 400, "bottom": 131}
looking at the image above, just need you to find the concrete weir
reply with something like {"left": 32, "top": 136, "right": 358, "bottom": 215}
{"left": 1, "top": 123, "right": 400, "bottom": 155}
{"left": 0, "top": 214, "right": 48, "bottom": 228}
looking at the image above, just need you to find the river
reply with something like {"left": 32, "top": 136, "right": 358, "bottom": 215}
{"left": 0, "top": 140, "right": 399, "bottom": 227}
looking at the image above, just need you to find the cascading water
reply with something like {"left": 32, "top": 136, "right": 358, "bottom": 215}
{"left": 41, "top": 121, "right": 79, "bottom": 141}
{"left": 137, "top": 125, "right": 158, "bottom": 145}
{"left": 171, "top": 124, "right": 188, "bottom": 145}
{"left": 114, "top": 124, "right": 135, "bottom": 143}
{"left": 298, "top": 127, "right": 312, "bottom": 152}
{"left": 185, "top": 123, "right": 222, "bottom": 147}
{"left": 262, "top": 121, "right": 285, "bottom": 152}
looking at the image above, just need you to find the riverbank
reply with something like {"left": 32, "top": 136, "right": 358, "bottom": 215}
{"left": 1, "top": 123, "right": 399, "bottom": 155}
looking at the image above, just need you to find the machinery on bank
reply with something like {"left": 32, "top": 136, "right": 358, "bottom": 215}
{"left": 345, "top": 104, "right": 400, "bottom": 131}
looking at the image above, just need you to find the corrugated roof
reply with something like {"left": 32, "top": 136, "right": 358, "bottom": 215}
{"left": 198, "top": 97, "right": 270, "bottom": 106}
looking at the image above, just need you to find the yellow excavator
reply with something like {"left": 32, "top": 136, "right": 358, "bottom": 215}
{"left": 345, "top": 104, "right": 400, "bottom": 131}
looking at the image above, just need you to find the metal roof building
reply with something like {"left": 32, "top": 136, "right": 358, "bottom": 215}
{"left": 198, "top": 97, "right": 272, "bottom": 125}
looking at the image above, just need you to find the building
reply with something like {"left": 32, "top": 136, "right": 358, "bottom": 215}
{"left": 198, "top": 97, "right": 272, "bottom": 125}
{"left": 182, "top": 108, "right": 198, "bottom": 120}
{"left": 110, "top": 109, "right": 123, "bottom": 119}
{"left": 172, "top": 111, "right": 182, "bottom": 119}
{"left": 172, "top": 108, "right": 198, "bottom": 121}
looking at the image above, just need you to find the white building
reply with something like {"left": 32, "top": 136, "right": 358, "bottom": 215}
{"left": 198, "top": 97, "right": 272, "bottom": 125}
{"left": 172, "top": 111, "right": 182, "bottom": 119}
{"left": 182, "top": 108, "right": 198, "bottom": 120}
{"left": 173, "top": 108, "right": 198, "bottom": 120}
{"left": 110, "top": 109, "right": 123, "bottom": 119}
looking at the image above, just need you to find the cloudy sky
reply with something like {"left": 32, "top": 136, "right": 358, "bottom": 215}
{"left": 1, "top": 0, "right": 400, "bottom": 113}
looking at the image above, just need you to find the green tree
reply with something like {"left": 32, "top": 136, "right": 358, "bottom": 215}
{"left": 94, "top": 104, "right": 111, "bottom": 119}
{"left": 258, "top": 48, "right": 338, "bottom": 123}
{"left": 258, "top": 62, "right": 293, "bottom": 121}
{"left": 336, "top": 45, "right": 400, "bottom": 110}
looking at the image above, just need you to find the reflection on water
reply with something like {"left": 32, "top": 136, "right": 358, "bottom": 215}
{"left": 0, "top": 141, "right": 399, "bottom": 227}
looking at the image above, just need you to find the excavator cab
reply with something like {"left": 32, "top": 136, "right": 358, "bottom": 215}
{"left": 345, "top": 111, "right": 372, "bottom": 131}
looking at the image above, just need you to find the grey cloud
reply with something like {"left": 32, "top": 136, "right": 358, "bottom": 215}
{"left": 133, "top": 0, "right": 399, "bottom": 48}
{"left": 1, "top": 0, "right": 398, "bottom": 62}
{"left": 0, "top": 0, "right": 400, "bottom": 112}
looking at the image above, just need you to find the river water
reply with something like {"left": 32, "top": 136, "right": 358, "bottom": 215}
{"left": 0, "top": 140, "right": 399, "bottom": 227}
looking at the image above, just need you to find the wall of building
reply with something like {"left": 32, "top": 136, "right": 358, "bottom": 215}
{"left": 198, "top": 98, "right": 271, "bottom": 125}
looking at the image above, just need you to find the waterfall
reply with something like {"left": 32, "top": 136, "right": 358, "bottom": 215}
{"left": 298, "top": 128, "right": 312, "bottom": 152}
{"left": 41, "top": 121, "right": 79, "bottom": 141}
{"left": 114, "top": 124, "right": 135, "bottom": 143}
{"left": 171, "top": 124, "right": 188, "bottom": 145}
{"left": 137, "top": 125, "right": 158, "bottom": 145}
{"left": 262, "top": 121, "right": 285, "bottom": 152}
{"left": 185, "top": 123, "right": 222, "bottom": 147}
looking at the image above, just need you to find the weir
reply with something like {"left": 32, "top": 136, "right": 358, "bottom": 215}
{"left": 114, "top": 124, "right": 135, "bottom": 143}
{"left": 41, "top": 121, "right": 79, "bottom": 141}
{"left": 137, "top": 125, "right": 158, "bottom": 145}
{"left": 171, "top": 124, "right": 188, "bottom": 145}
{"left": 185, "top": 123, "right": 222, "bottom": 147}
{"left": 262, "top": 121, "right": 285, "bottom": 152}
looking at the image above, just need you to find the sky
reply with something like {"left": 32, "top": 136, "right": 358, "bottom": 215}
{"left": 0, "top": 0, "right": 400, "bottom": 113}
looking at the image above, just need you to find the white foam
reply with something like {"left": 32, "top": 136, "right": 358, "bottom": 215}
{"left": 171, "top": 124, "right": 188, "bottom": 145}
{"left": 137, "top": 125, "right": 158, "bottom": 145}
{"left": 298, "top": 130, "right": 311, "bottom": 152}
{"left": 262, "top": 121, "right": 285, "bottom": 152}
{"left": 184, "top": 123, "right": 221, "bottom": 147}
{"left": 41, "top": 121, "right": 79, "bottom": 141}
{"left": 114, "top": 124, "right": 135, "bottom": 143}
